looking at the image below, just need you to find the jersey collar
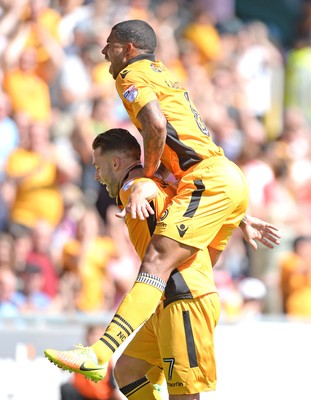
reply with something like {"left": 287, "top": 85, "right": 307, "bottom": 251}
{"left": 127, "top": 54, "right": 155, "bottom": 65}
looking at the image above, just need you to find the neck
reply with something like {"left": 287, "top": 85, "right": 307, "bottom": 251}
{"left": 123, "top": 161, "right": 142, "bottom": 177}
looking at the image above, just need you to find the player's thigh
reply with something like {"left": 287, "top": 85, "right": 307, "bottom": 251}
{"left": 142, "top": 233, "right": 198, "bottom": 278}
{"left": 154, "top": 184, "right": 231, "bottom": 252}
{"left": 209, "top": 187, "right": 248, "bottom": 252}
{"left": 154, "top": 159, "right": 247, "bottom": 251}
{"left": 157, "top": 293, "right": 220, "bottom": 395}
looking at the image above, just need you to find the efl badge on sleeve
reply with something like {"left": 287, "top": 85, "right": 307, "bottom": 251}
{"left": 123, "top": 85, "right": 138, "bottom": 103}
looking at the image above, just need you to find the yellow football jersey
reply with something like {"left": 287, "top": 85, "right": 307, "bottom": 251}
{"left": 115, "top": 55, "right": 224, "bottom": 180}
{"left": 117, "top": 175, "right": 218, "bottom": 302}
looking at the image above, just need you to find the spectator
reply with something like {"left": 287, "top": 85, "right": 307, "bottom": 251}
{"left": 0, "top": 92, "right": 19, "bottom": 183}
{"left": 53, "top": 41, "right": 107, "bottom": 116}
{"left": 0, "top": 0, "right": 29, "bottom": 62}
{"left": 0, "top": 268, "right": 21, "bottom": 317}
{"left": 59, "top": 207, "right": 117, "bottom": 312}
{"left": 50, "top": 183, "right": 85, "bottom": 269}
{"left": 16, "top": 262, "right": 52, "bottom": 313}
{"left": 125, "top": 0, "right": 154, "bottom": 21}
{"left": 238, "top": 277, "right": 267, "bottom": 320}
{"left": 0, "top": 232, "right": 15, "bottom": 271}
{"left": 70, "top": 98, "right": 110, "bottom": 201}
{"left": 2, "top": 47, "right": 52, "bottom": 123}
{"left": 15, "top": 0, "right": 63, "bottom": 82}
{"left": 4, "top": 119, "right": 65, "bottom": 229}
{"left": 182, "top": 6, "right": 222, "bottom": 64}
{"left": 8, "top": 223, "right": 33, "bottom": 276}
{"left": 57, "top": 0, "right": 93, "bottom": 50}
{"left": 0, "top": 92, "right": 19, "bottom": 230}
{"left": 235, "top": 21, "right": 283, "bottom": 123}
{"left": 279, "top": 235, "right": 311, "bottom": 317}
{"left": 26, "top": 219, "right": 59, "bottom": 298}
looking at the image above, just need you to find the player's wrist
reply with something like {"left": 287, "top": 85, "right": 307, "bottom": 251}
{"left": 239, "top": 214, "right": 249, "bottom": 227}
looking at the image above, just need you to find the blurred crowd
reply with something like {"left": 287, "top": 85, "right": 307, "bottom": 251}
{"left": 0, "top": 0, "right": 311, "bottom": 322}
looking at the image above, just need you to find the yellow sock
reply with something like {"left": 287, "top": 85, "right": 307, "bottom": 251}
{"left": 119, "top": 376, "right": 162, "bottom": 400}
{"left": 91, "top": 272, "right": 165, "bottom": 363}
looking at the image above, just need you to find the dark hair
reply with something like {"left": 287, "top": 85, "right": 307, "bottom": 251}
{"left": 92, "top": 128, "right": 141, "bottom": 160}
{"left": 111, "top": 20, "right": 157, "bottom": 53}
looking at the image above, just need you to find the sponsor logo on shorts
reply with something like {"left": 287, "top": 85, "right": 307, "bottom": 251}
{"left": 176, "top": 224, "right": 189, "bottom": 238}
{"left": 167, "top": 382, "right": 184, "bottom": 387}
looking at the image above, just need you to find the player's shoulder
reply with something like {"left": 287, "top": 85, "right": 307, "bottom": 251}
{"left": 116, "top": 65, "right": 144, "bottom": 99}
{"left": 118, "top": 61, "right": 148, "bottom": 81}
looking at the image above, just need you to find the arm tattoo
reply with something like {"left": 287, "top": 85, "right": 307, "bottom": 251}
{"left": 137, "top": 101, "right": 166, "bottom": 177}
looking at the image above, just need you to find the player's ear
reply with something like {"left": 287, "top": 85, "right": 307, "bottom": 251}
{"left": 112, "top": 155, "right": 121, "bottom": 170}
{"left": 125, "top": 42, "right": 135, "bottom": 55}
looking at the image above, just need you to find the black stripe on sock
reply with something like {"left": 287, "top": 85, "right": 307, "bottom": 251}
{"left": 113, "top": 314, "right": 134, "bottom": 334}
{"left": 99, "top": 337, "right": 116, "bottom": 353}
{"left": 104, "top": 333, "right": 120, "bottom": 348}
{"left": 120, "top": 376, "right": 150, "bottom": 397}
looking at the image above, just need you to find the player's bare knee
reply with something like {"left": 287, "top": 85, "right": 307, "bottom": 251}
{"left": 114, "top": 354, "right": 151, "bottom": 387}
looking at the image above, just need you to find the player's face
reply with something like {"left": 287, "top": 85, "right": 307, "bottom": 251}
{"left": 102, "top": 31, "right": 128, "bottom": 80}
{"left": 93, "top": 148, "right": 119, "bottom": 198}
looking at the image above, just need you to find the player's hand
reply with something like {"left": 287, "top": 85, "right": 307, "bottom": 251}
{"left": 116, "top": 180, "right": 157, "bottom": 220}
{"left": 115, "top": 193, "right": 155, "bottom": 220}
{"left": 240, "top": 215, "right": 281, "bottom": 250}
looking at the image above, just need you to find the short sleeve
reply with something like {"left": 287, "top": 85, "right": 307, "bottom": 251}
{"left": 116, "top": 73, "right": 158, "bottom": 118}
